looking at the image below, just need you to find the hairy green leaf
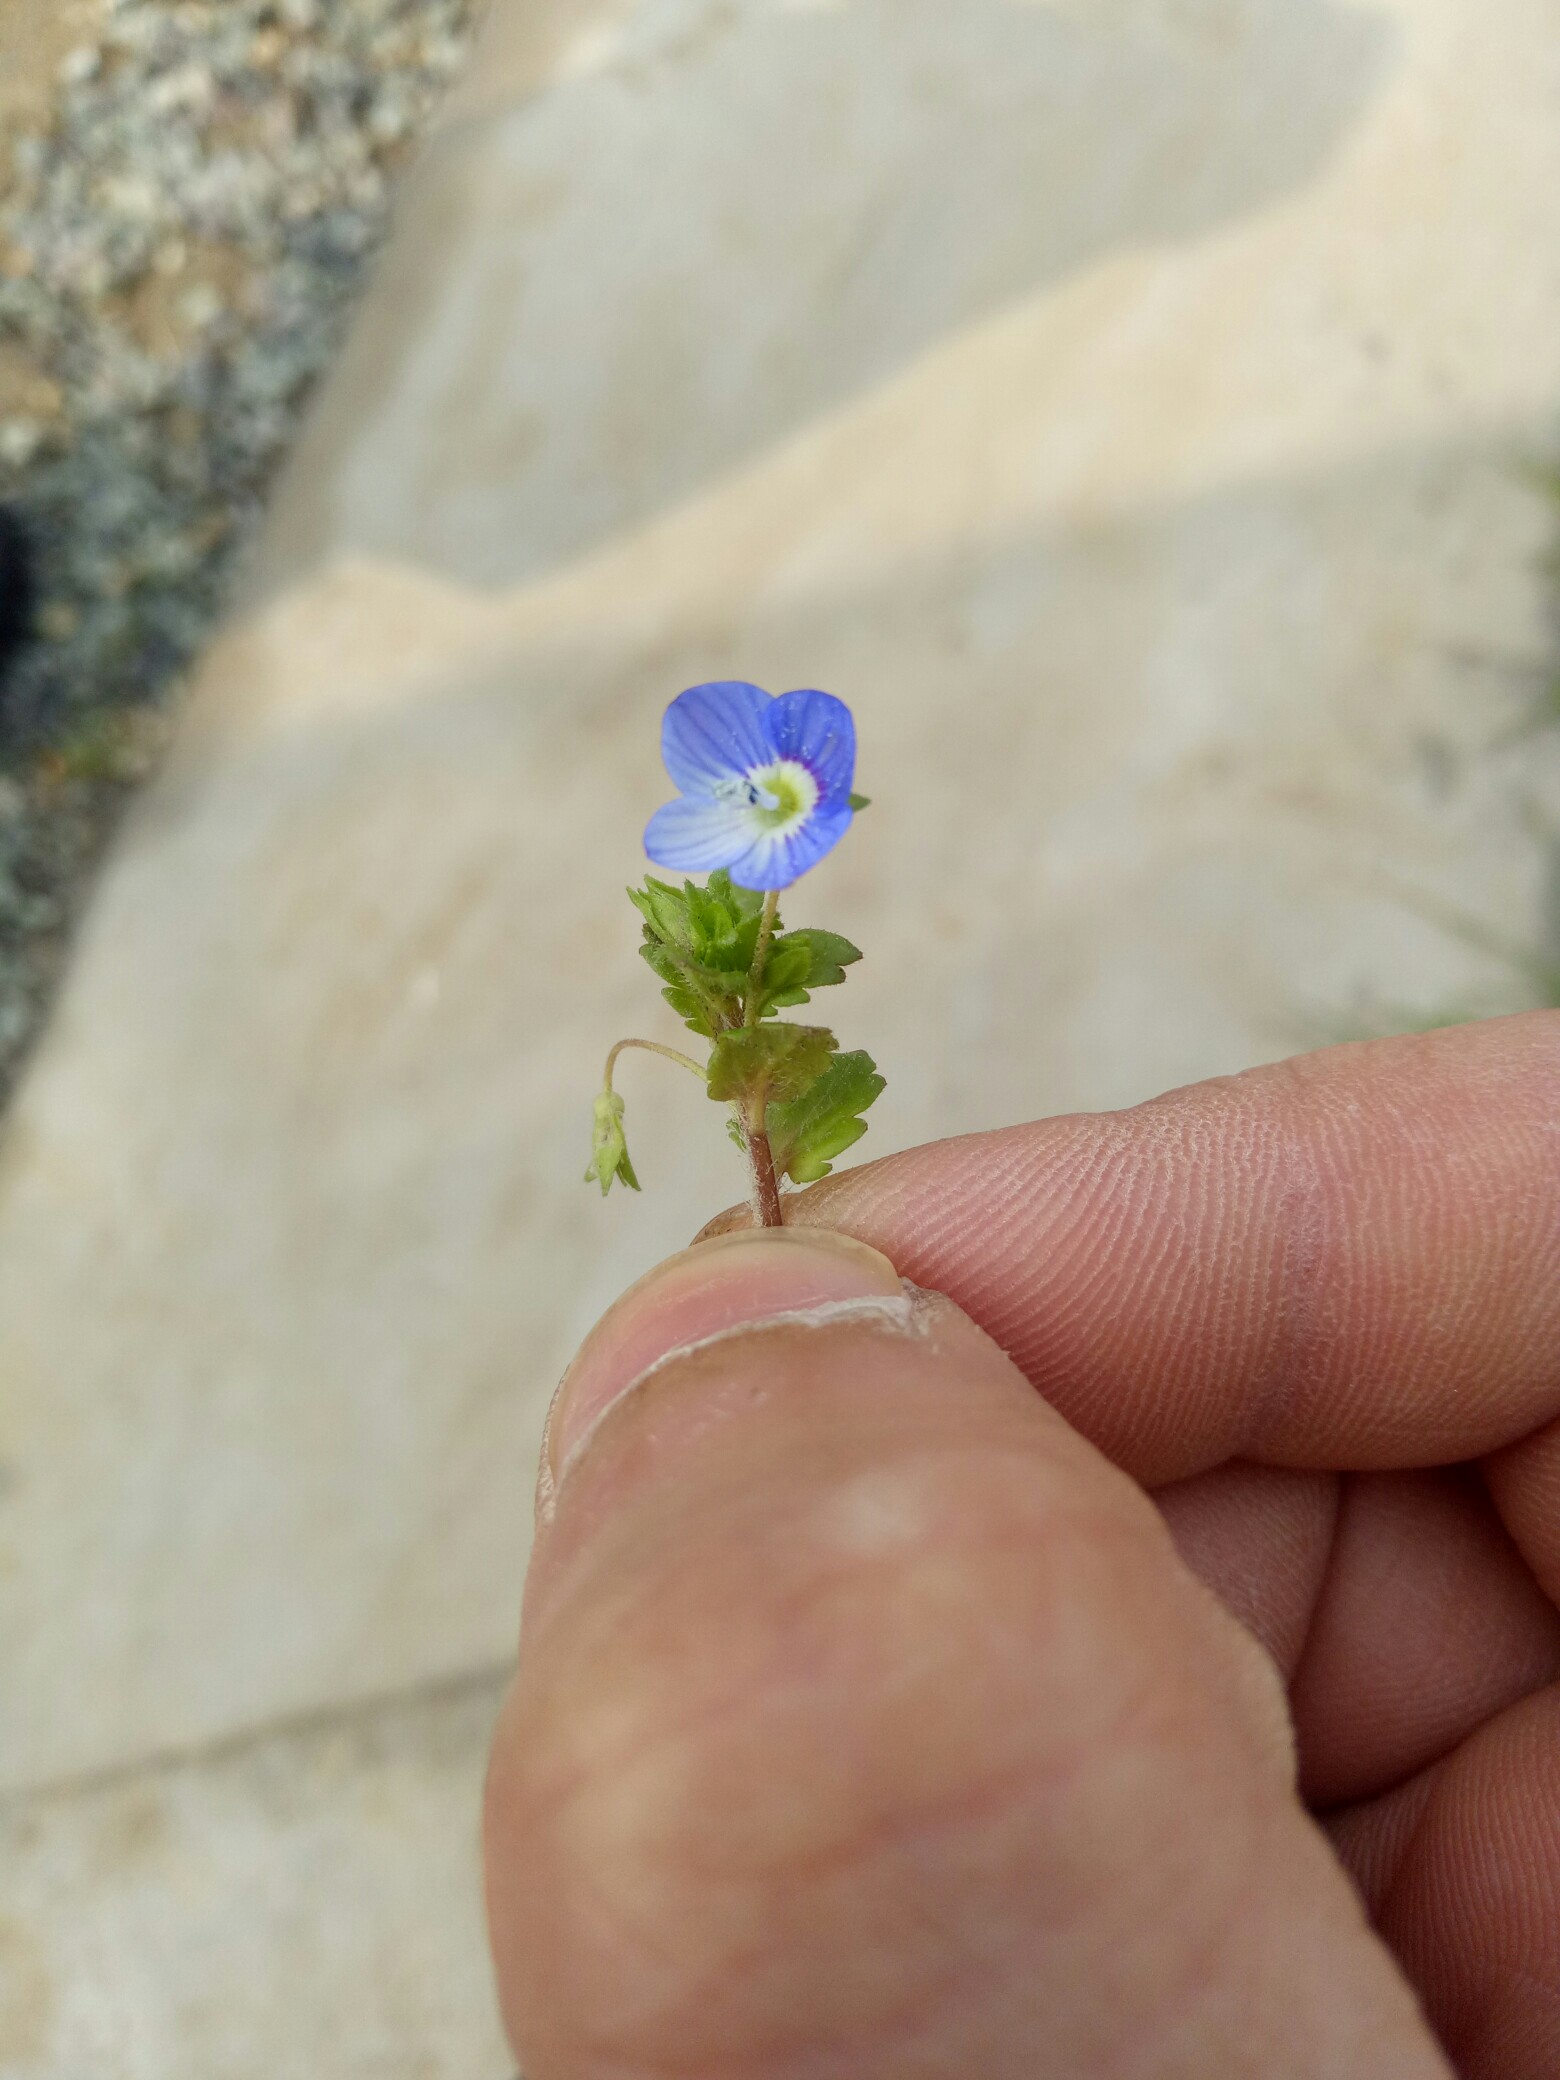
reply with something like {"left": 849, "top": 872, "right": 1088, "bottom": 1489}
{"left": 636, "top": 939, "right": 719, "bottom": 1036}
{"left": 705, "top": 869, "right": 766, "bottom": 922}
{"left": 629, "top": 872, "right": 777, "bottom": 1036}
{"left": 707, "top": 1023, "right": 837, "bottom": 1107}
{"left": 767, "top": 1050, "right": 885, "bottom": 1183}
{"left": 753, "top": 937, "right": 814, "bottom": 1012}
{"left": 627, "top": 876, "right": 692, "bottom": 947}
{"left": 754, "top": 927, "right": 863, "bottom": 1016}
{"left": 774, "top": 929, "right": 862, "bottom": 989}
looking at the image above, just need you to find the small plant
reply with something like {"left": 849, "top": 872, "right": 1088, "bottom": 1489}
{"left": 586, "top": 680, "right": 883, "bottom": 1226}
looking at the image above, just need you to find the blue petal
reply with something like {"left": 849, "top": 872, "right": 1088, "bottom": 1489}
{"left": 661, "top": 681, "right": 775, "bottom": 795}
{"left": 725, "top": 799, "right": 853, "bottom": 891}
{"left": 644, "top": 794, "right": 751, "bottom": 873}
{"left": 767, "top": 689, "right": 855, "bottom": 800}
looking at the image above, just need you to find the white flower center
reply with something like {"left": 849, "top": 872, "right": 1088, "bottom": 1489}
{"left": 715, "top": 758, "right": 819, "bottom": 832}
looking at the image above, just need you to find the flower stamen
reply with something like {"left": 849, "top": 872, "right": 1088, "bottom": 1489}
{"left": 745, "top": 759, "right": 817, "bottom": 832}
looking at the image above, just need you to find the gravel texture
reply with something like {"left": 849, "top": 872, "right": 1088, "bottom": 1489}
{"left": 0, "top": 0, "right": 475, "bottom": 1097}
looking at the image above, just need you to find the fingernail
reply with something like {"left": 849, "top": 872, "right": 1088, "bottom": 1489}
{"left": 545, "top": 1228, "right": 902, "bottom": 1481}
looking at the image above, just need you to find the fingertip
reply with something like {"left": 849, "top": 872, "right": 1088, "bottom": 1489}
{"left": 489, "top": 1285, "right": 1445, "bottom": 2080}
{"left": 543, "top": 1226, "right": 903, "bottom": 1490}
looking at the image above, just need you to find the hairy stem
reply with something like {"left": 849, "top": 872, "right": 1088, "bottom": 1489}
{"left": 744, "top": 889, "right": 780, "bottom": 1028}
{"left": 744, "top": 1112, "right": 785, "bottom": 1227}
{"left": 740, "top": 890, "right": 785, "bottom": 1221}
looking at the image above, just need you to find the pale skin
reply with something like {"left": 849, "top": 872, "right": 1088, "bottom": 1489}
{"left": 486, "top": 1011, "right": 1560, "bottom": 2078}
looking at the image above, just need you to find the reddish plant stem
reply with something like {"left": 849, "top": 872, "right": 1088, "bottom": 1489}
{"left": 745, "top": 1117, "right": 785, "bottom": 1227}
{"left": 741, "top": 889, "right": 786, "bottom": 1223}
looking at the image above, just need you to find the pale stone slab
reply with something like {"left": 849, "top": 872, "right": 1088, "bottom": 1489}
{"left": 437, "top": 0, "right": 634, "bottom": 128}
{"left": 0, "top": 1679, "right": 512, "bottom": 2080}
{"left": 261, "top": 0, "right": 1408, "bottom": 594}
{"left": 3, "top": 0, "right": 1560, "bottom": 1803}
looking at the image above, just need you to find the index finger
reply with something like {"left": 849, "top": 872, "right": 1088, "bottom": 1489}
{"left": 736, "top": 1012, "right": 1560, "bottom": 1484}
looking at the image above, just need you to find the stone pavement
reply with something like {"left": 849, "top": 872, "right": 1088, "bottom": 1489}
{"left": 5, "top": 0, "right": 1560, "bottom": 2071}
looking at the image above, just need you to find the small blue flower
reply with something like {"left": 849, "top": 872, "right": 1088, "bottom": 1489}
{"left": 644, "top": 681, "right": 857, "bottom": 892}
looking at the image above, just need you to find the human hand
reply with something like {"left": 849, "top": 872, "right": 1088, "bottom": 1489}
{"left": 485, "top": 1012, "right": 1560, "bottom": 2078}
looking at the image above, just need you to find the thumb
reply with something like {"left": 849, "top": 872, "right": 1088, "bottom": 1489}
{"left": 485, "top": 1229, "right": 1449, "bottom": 2080}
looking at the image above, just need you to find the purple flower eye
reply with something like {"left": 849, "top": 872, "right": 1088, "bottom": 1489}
{"left": 644, "top": 681, "right": 857, "bottom": 891}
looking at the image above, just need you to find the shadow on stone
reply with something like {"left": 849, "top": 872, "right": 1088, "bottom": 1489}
{"left": 262, "top": 0, "right": 1399, "bottom": 590}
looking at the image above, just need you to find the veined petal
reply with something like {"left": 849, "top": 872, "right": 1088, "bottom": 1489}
{"left": 767, "top": 688, "right": 855, "bottom": 800}
{"left": 726, "top": 798, "right": 853, "bottom": 891}
{"left": 644, "top": 794, "right": 752, "bottom": 873}
{"left": 662, "top": 681, "right": 775, "bottom": 794}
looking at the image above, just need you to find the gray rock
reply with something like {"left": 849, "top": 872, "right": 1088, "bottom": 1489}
{"left": 0, "top": 0, "right": 476, "bottom": 1096}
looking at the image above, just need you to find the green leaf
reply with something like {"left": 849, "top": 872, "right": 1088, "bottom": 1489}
{"left": 684, "top": 892, "right": 747, "bottom": 971}
{"left": 584, "top": 1089, "right": 640, "bottom": 1196}
{"left": 774, "top": 929, "right": 862, "bottom": 990}
{"left": 685, "top": 872, "right": 768, "bottom": 973}
{"left": 754, "top": 928, "right": 863, "bottom": 1016}
{"left": 628, "top": 873, "right": 774, "bottom": 1037}
{"left": 636, "top": 943, "right": 711, "bottom": 1032}
{"left": 752, "top": 937, "right": 813, "bottom": 1012}
{"left": 707, "top": 1023, "right": 837, "bottom": 1107}
{"left": 627, "top": 875, "right": 692, "bottom": 946}
{"left": 767, "top": 1050, "right": 885, "bottom": 1183}
{"left": 703, "top": 868, "right": 766, "bottom": 924}
{"left": 848, "top": 793, "right": 871, "bottom": 812}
